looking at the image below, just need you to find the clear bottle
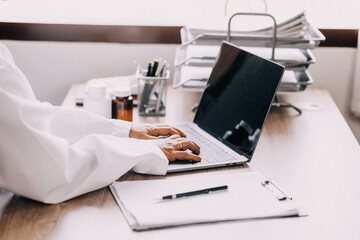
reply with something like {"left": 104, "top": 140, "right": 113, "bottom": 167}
{"left": 112, "top": 88, "right": 133, "bottom": 121}
{"left": 83, "top": 83, "right": 111, "bottom": 118}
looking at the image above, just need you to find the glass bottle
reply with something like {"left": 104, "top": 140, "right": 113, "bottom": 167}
{"left": 112, "top": 88, "right": 133, "bottom": 121}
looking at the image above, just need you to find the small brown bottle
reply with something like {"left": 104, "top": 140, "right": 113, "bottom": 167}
{"left": 112, "top": 88, "right": 133, "bottom": 121}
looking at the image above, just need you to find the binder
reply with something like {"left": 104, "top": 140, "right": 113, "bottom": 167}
{"left": 109, "top": 172, "right": 302, "bottom": 231}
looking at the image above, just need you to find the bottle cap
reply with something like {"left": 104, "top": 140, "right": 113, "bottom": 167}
{"left": 113, "top": 87, "right": 131, "bottom": 97}
{"left": 87, "top": 83, "right": 107, "bottom": 97}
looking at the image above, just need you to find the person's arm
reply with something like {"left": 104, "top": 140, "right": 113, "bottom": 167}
{"left": 0, "top": 90, "right": 170, "bottom": 203}
{"left": 0, "top": 43, "right": 169, "bottom": 203}
{"left": 0, "top": 43, "right": 200, "bottom": 204}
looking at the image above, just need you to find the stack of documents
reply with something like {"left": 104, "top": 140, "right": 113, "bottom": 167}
{"left": 278, "top": 70, "right": 313, "bottom": 92}
{"left": 173, "top": 66, "right": 212, "bottom": 89}
{"left": 110, "top": 172, "right": 300, "bottom": 231}
{"left": 175, "top": 45, "right": 315, "bottom": 70}
{"left": 173, "top": 11, "right": 324, "bottom": 91}
{"left": 181, "top": 12, "right": 324, "bottom": 48}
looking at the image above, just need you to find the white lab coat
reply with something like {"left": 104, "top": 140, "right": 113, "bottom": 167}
{"left": 0, "top": 43, "right": 168, "bottom": 204}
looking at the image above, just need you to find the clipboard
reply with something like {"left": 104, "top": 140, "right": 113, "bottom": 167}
{"left": 109, "top": 172, "right": 302, "bottom": 231}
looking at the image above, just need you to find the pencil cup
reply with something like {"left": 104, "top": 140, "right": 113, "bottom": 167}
{"left": 137, "top": 69, "right": 169, "bottom": 116}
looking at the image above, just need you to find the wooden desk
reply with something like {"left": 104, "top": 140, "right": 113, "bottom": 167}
{"left": 1, "top": 84, "right": 359, "bottom": 240}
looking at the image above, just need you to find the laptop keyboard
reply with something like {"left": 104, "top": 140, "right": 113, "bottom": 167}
{"left": 180, "top": 124, "right": 237, "bottom": 163}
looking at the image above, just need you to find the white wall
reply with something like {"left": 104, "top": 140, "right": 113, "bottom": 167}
{"left": 1, "top": 40, "right": 178, "bottom": 105}
{"left": 310, "top": 48, "right": 360, "bottom": 143}
{"left": 1, "top": 40, "right": 360, "bottom": 143}
{"left": 0, "top": 0, "right": 360, "bottom": 28}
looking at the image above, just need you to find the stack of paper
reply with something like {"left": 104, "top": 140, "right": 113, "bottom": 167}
{"left": 110, "top": 172, "right": 300, "bottom": 231}
{"left": 175, "top": 45, "right": 315, "bottom": 71}
{"left": 173, "top": 11, "right": 324, "bottom": 92}
{"left": 278, "top": 70, "right": 313, "bottom": 91}
{"left": 173, "top": 66, "right": 212, "bottom": 89}
{"left": 181, "top": 12, "right": 324, "bottom": 48}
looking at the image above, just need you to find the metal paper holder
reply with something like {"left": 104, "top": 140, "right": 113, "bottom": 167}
{"left": 227, "top": 12, "right": 302, "bottom": 115}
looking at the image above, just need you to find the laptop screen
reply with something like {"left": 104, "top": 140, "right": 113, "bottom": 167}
{"left": 194, "top": 42, "right": 284, "bottom": 159}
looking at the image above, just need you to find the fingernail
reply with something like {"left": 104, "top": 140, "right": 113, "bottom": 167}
{"left": 197, "top": 156, "right": 201, "bottom": 160}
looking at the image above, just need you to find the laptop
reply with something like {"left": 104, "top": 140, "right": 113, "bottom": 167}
{"left": 167, "top": 41, "right": 285, "bottom": 173}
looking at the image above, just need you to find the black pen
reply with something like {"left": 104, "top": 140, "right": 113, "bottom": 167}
{"left": 159, "top": 185, "right": 228, "bottom": 201}
{"left": 146, "top": 62, "right": 153, "bottom": 77}
{"left": 150, "top": 60, "right": 159, "bottom": 77}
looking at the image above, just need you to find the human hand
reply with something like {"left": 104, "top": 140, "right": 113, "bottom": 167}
{"left": 129, "top": 123, "right": 186, "bottom": 140}
{"left": 152, "top": 135, "right": 201, "bottom": 162}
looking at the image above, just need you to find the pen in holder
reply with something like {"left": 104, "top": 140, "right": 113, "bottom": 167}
{"left": 137, "top": 69, "right": 169, "bottom": 116}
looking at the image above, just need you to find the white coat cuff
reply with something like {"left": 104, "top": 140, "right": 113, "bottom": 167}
{"left": 109, "top": 119, "right": 132, "bottom": 137}
{"left": 131, "top": 141, "right": 168, "bottom": 175}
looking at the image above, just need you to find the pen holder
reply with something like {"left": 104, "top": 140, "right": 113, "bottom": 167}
{"left": 137, "top": 69, "right": 169, "bottom": 116}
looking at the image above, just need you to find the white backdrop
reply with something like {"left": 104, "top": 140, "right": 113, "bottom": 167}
{"left": 0, "top": 0, "right": 360, "bottom": 28}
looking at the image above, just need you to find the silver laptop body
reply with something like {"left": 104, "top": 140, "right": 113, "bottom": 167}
{"left": 168, "top": 41, "right": 284, "bottom": 173}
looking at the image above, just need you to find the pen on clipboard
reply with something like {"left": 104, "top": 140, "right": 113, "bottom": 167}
{"left": 157, "top": 185, "right": 228, "bottom": 201}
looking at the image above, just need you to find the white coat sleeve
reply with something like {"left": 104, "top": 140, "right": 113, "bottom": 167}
{"left": 0, "top": 43, "right": 168, "bottom": 204}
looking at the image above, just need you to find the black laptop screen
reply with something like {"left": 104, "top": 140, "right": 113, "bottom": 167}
{"left": 194, "top": 42, "right": 284, "bottom": 159}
